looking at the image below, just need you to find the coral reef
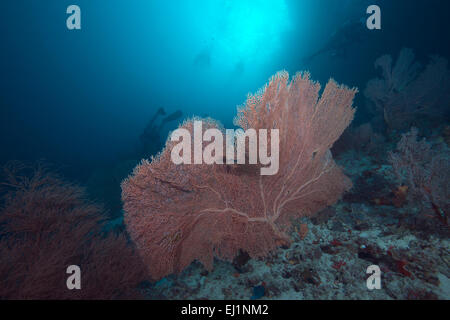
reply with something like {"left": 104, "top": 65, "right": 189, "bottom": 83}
{"left": 144, "top": 149, "right": 450, "bottom": 300}
{"left": 121, "top": 71, "right": 357, "bottom": 280}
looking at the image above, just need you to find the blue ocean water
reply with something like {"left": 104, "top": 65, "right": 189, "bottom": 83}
{"left": 1, "top": 0, "right": 448, "bottom": 181}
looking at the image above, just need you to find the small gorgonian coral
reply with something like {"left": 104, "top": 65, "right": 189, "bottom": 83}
{"left": 389, "top": 128, "right": 449, "bottom": 224}
{"left": 0, "top": 162, "right": 147, "bottom": 299}
{"left": 121, "top": 71, "right": 357, "bottom": 280}
{"left": 364, "top": 48, "right": 450, "bottom": 131}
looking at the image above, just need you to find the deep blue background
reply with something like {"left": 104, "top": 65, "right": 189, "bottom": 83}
{"left": 1, "top": 0, "right": 449, "bottom": 182}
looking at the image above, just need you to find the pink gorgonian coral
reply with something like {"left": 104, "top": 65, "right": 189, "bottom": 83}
{"left": 121, "top": 71, "right": 357, "bottom": 280}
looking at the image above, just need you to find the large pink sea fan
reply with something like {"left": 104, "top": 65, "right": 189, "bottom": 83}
{"left": 121, "top": 71, "right": 357, "bottom": 280}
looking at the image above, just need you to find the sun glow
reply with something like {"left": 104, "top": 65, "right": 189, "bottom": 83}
{"left": 188, "top": 0, "right": 292, "bottom": 70}
{"left": 217, "top": 0, "right": 291, "bottom": 63}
